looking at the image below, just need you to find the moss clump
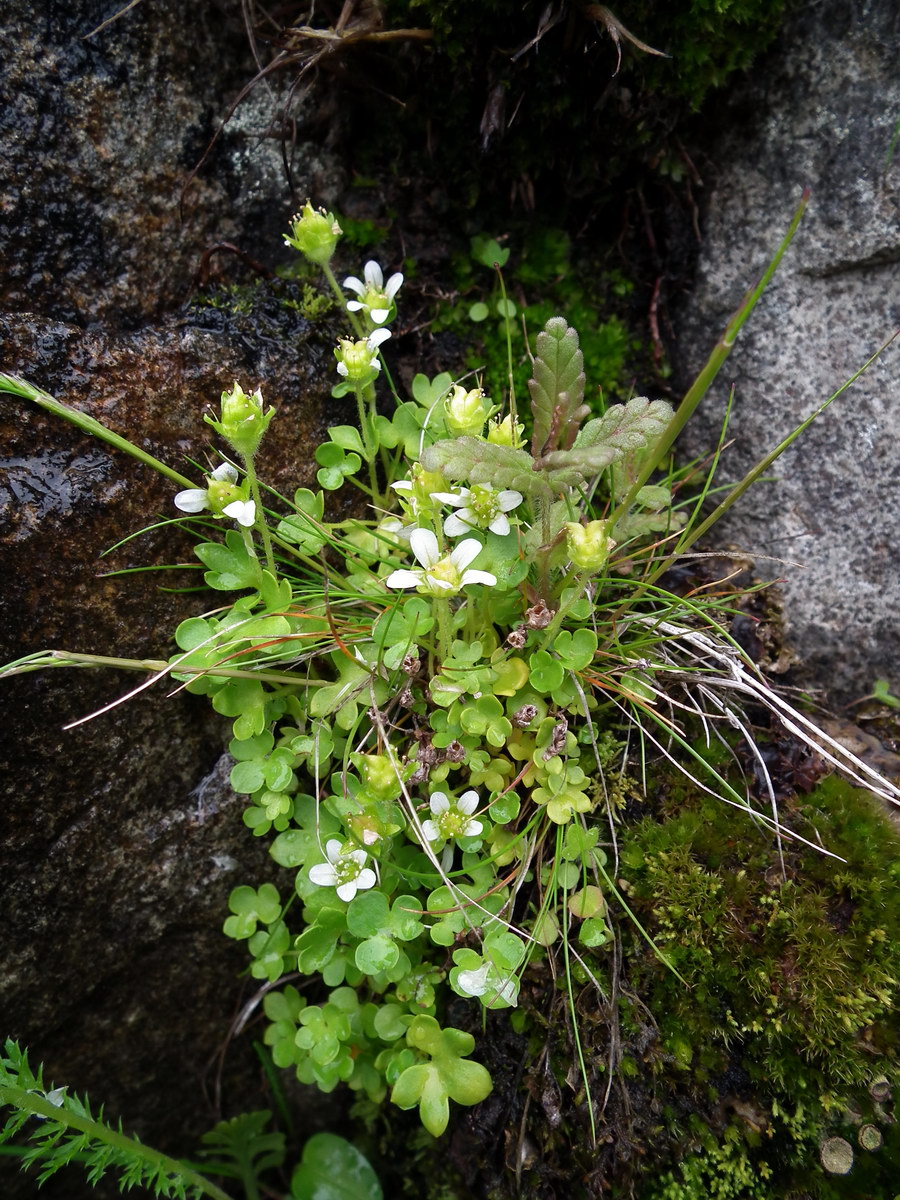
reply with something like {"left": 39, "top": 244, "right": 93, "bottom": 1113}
{"left": 624, "top": 775, "right": 900, "bottom": 1198}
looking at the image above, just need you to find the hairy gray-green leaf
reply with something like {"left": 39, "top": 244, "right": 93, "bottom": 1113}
{"left": 535, "top": 397, "right": 673, "bottom": 482}
{"left": 528, "top": 318, "right": 588, "bottom": 457}
{"left": 422, "top": 438, "right": 553, "bottom": 499}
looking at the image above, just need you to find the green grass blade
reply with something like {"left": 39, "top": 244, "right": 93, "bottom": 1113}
{"left": 0, "top": 373, "right": 196, "bottom": 489}
{"left": 608, "top": 190, "right": 810, "bottom": 534}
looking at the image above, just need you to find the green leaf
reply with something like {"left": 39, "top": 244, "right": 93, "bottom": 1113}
{"left": 195, "top": 530, "right": 260, "bottom": 591}
{"left": 347, "top": 890, "right": 390, "bottom": 938}
{"left": 421, "top": 438, "right": 549, "bottom": 500}
{"left": 535, "top": 397, "right": 674, "bottom": 482}
{"left": 411, "top": 372, "right": 453, "bottom": 408}
{"left": 327, "top": 425, "right": 366, "bottom": 455}
{"left": 355, "top": 935, "right": 400, "bottom": 974}
{"left": 468, "top": 301, "right": 489, "bottom": 322}
{"left": 528, "top": 317, "right": 588, "bottom": 457}
{"left": 470, "top": 235, "right": 509, "bottom": 268}
{"left": 291, "top": 1133, "right": 382, "bottom": 1200}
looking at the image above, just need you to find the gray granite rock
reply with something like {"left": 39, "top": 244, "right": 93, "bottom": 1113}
{"left": 673, "top": 0, "right": 900, "bottom": 703}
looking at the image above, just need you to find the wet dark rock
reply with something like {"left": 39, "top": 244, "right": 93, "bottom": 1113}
{"left": 0, "top": 0, "right": 342, "bottom": 327}
{"left": 0, "top": 294, "right": 349, "bottom": 1193}
{"left": 672, "top": 0, "right": 900, "bottom": 702}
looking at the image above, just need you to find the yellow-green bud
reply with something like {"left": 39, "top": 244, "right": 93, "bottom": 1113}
{"left": 444, "top": 384, "right": 488, "bottom": 438}
{"left": 487, "top": 413, "right": 525, "bottom": 448}
{"left": 356, "top": 753, "right": 399, "bottom": 801}
{"left": 284, "top": 201, "right": 342, "bottom": 265}
{"left": 206, "top": 381, "right": 275, "bottom": 457}
{"left": 565, "top": 520, "right": 615, "bottom": 572}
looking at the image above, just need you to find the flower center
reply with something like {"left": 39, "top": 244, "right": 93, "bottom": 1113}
{"left": 467, "top": 485, "right": 498, "bottom": 525}
{"left": 427, "top": 557, "right": 461, "bottom": 589}
{"left": 335, "top": 856, "right": 362, "bottom": 885}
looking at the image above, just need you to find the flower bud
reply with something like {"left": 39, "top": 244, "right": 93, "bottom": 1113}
{"left": 444, "top": 385, "right": 488, "bottom": 438}
{"left": 565, "top": 520, "right": 615, "bottom": 572}
{"left": 284, "top": 201, "right": 342, "bottom": 265}
{"left": 487, "top": 413, "right": 525, "bottom": 448}
{"left": 206, "top": 381, "right": 275, "bottom": 458}
{"left": 355, "top": 753, "right": 398, "bottom": 801}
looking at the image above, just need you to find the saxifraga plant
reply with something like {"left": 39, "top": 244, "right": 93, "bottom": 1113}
{"left": 2, "top": 193, "right": 898, "bottom": 1186}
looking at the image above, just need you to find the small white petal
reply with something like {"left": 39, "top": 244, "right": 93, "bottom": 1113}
{"left": 498, "top": 489, "right": 523, "bottom": 511}
{"left": 385, "top": 272, "right": 403, "bottom": 300}
{"left": 367, "top": 327, "right": 392, "bottom": 350}
{"left": 449, "top": 538, "right": 483, "bottom": 571}
{"left": 222, "top": 499, "right": 256, "bottom": 527}
{"left": 385, "top": 568, "right": 423, "bottom": 589}
{"left": 346, "top": 300, "right": 365, "bottom": 312}
{"left": 424, "top": 574, "right": 455, "bottom": 591}
{"left": 487, "top": 513, "right": 511, "bottom": 536}
{"left": 356, "top": 867, "right": 377, "bottom": 891}
{"left": 347, "top": 848, "right": 369, "bottom": 869}
{"left": 337, "top": 361, "right": 349, "bottom": 377}
{"left": 460, "top": 569, "right": 497, "bottom": 587}
{"left": 336, "top": 879, "right": 359, "bottom": 902}
{"left": 369, "top": 308, "right": 390, "bottom": 324}
{"left": 463, "top": 818, "right": 484, "bottom": 837}
{"left": 363, "top": 260, "right": 384, "bottom": 289}
{"left": 421, "top": 820, "right": 441, "bottom": 842}
{"left": 211, "top": 462, "right": 239, "bottom": 483}
{"left": 309, "top": 863, "right": 339, "bottom": 887}
{"left": 458, "top": 791, "right": 479, "bottom": 814}
{"left": 343, "top": 275, "right": 365, "bottom": 295}
{"left": 432, "top": 490, "right": 467, "bottom": 505}
{"left": 362, "top": 829, "right": 380, "bottom": 845}
{"left": 410, "top": 528, "right": 440, "bottom": 568}
{"left": 430, "top": 792, "right": 451, "bottom": 814}
{"left": 174, "top": 488, "right": 208, "bottom": 514}
{"left": 443, "top": 512, "right": 472, "bottom": 538}
{"left": 391, "top": 480, "right": 413, "bottom": 493}
{"left": 325, "top": 839, "right": 344, "bottom": 862}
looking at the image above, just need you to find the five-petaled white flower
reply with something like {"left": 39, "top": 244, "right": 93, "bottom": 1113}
{"left": 343, "top": 260, "right": 403, "bottom": 325}
{"left": 174, "top": 462, "right": 256, "bottom": 527}
{"left": 432, "top": 484, "right": 523, "bottom": 538}
{"left": 421, "top": 790, "right": 484, "bottom": 844}
{"left": 308, "top": 838, "right": 377, "bottom": 903}
{"left": 385, "top": 529, "right": 496, "bottom": 596}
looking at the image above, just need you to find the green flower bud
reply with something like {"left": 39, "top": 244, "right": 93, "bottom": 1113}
{"left": 284, "top": 201, "right": 342, "bottom": 265}
{"left": 486, "top": 413, "right": 525, "bottom": 448}
{"left": 444, "top": 385, "right": 488, "bottom": 438}
{"left": 565, "top": 520, "right": 615, "bottom": 572}
{"left": 355, "top": 753, "right": 398, "bottom": 801}
{"left": 206, "top": 381, "right": 275, "bottom": 457}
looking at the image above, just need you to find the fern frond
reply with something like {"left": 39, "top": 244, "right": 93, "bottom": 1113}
{"left": 198, "top": 1109, "right": 285, "bottom": 1192}
{"left": 0, "top": 1040, "right": 232, "bottom": 1200}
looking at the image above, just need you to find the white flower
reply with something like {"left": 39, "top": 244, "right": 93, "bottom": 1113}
{"left": 335, "top": 327, "right": 392, "bottom": 380}
{"left": 174, "top": 463, "right": 256, "bottom": 527}
{"left": 385, "top": 529, "right": 496, "bottom": 595}
{"left": 421, "top": 790, "right": 483, "bottom": 844}
{"left": 433, "top": 484, "right": 523, "bottom": 538}
{"left": 308, "top": 838, "right": 377, "bottom": 903}
{"left": 343, "top": 260, "right": 403, "bottom": 325}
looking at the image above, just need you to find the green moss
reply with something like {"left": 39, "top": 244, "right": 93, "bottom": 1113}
{"left": 623, "top": 775, "right": 900, "bottom": 1198}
